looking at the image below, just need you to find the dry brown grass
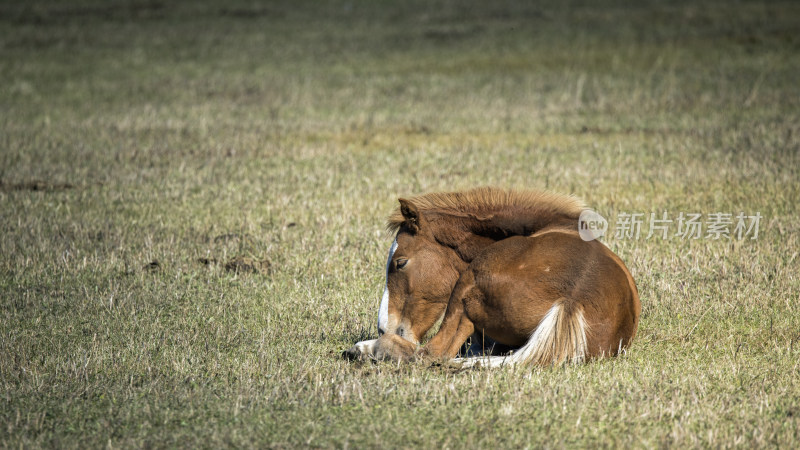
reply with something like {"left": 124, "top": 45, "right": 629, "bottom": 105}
{"left": 1, "top": 0, "right": 799, "bottom": 447}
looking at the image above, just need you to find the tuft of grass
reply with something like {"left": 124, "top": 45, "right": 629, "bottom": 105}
{"left": 1, "top": 0, "right": 799, "bottom": 447}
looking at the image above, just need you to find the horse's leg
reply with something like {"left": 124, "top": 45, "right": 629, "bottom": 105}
{"left": 373, "top": 334, "right": 417, "bottom": 361}
{"left": 420, "top": 271, "right": 479, "bottom": 360}
{"left": 430, "top": 314, "right": 475, "bottom": 359}
{"left": 343, "top": 339, "right": 378, "bottom": 360}
{"left": 344, "top": 334, "right": 417, "bottom": 361}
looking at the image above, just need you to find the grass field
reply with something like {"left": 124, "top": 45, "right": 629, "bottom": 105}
{"left": 2, "top": 0, "right": 799, "bottom": 447}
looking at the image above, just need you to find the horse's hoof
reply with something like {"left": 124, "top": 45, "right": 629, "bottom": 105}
{"left": 342, "top": 346, "right": 362, "bottom": 360}
{"left": 343, "top": 339, "right": 377, "bottom": 361}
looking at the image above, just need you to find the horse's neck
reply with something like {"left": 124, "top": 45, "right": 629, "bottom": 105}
{"left": 432, "top": 214, "right": 577, "bottom": 263}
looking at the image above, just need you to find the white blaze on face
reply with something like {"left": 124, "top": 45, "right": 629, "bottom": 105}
{"left": 377, "top": 238, "right": 398, "bottom": 335}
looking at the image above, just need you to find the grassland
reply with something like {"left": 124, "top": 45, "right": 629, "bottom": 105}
{"left": 1, "top": 0, "right": 799, "bottom": 447}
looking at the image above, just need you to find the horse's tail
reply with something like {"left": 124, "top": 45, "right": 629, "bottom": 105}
{"left": 509, "top": 298, "right": 587, "bottom": 366}
{"left": 454, "top": 298, "right": 587, "bottom": 368}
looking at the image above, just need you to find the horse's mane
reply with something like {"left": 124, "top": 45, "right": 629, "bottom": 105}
{"left": 387, "top": 186, "right": 585, "bottom": 235}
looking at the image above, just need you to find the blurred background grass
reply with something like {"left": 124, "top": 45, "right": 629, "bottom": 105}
{"left": 1, "top": 0, "right": 799, "bottom": 447}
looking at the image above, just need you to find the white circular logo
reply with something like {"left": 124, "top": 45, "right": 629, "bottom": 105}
{"left": 579, "top": 209, "right": 607, "bottom": 241}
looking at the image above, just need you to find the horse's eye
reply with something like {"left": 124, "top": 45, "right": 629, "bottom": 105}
{"left": 396, "top": 258, "right": 408, "bottom": 270}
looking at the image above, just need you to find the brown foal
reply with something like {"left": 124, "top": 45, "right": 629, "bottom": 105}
{"left": 345, "top": 187, "right": 640, "bottom": 367}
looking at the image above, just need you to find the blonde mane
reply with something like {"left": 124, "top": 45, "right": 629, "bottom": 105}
{"left": 387, "top": 186, "right": 585, "bottom": 234}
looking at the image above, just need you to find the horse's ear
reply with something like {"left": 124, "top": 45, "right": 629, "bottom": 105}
{"left": 398, "top": 198, "right": 422, "bottom": 233}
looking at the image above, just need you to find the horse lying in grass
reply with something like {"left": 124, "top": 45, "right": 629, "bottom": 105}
{"left": 344, "top": 187, "right": 640, "bottom": 367}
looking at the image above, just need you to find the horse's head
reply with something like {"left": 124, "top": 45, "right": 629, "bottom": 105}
{"left": 377, "top": 199, "right": 464, "bottom": 344}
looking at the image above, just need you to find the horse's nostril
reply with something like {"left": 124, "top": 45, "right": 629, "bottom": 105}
{"left": 396, "top": 327, "right": 404, "bottom": 338}
{"left": 378, "top": 327, "right": 386, "bottom": 336}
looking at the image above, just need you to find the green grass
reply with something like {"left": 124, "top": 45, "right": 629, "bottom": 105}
{"left": 2, "top": 0, "right": 799, "bottom": 447}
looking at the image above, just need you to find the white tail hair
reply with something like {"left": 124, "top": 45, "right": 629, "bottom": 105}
{"left": 455, "top": 299, "right": 587, "bottom": 368}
